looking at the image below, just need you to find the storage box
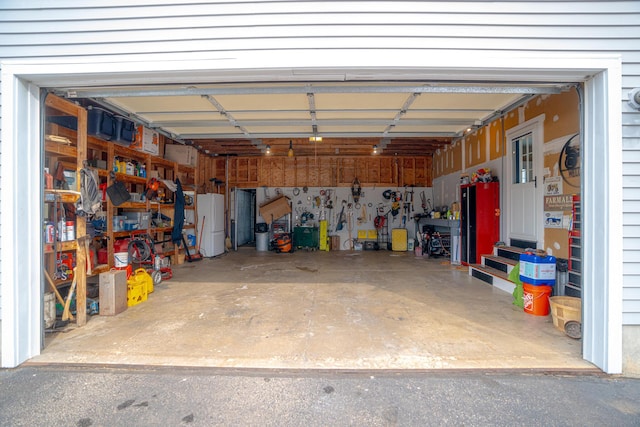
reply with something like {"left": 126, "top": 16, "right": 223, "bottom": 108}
{"left": 165, "top": 144, "right": 197, "bottom": 167}
{"left": 48, "top": 115, "right": 78, "bottom": 130}
{"left": 131, "top": 125, "right": 159, "bottom": 155}
{"left": 113, "top": 215, "right": 126, "bottom": 232}
{"left": 99, "top": 270, "right": 128, "bottom": 315}
{"left": 519, "top": 252, "right": 556, "bottom": 285}
{"left": 392, "top": 228, "right": 408, "bottom": 251}
{"left": 367, "top": 229, "right": 378, "bottom": 239}
{"left": 123, "top": 211, "right": 151, "bottom": 229}
{"left": 123, "top": 220, "right": 139, "bottom": 231}
{"left": 113, "top": 115, "right": 136, "bottom": 146}
{"left": 363, "top": 241, "right": 379, "bottom": 250}
{"left": 259, "top": 195, "right": 291, "bottom": 224}
{"left": 87, "top": 159, "right": 107, "bottom": 170}
{"left": 87, "top": 105, "right": 115, "bottom": 141}
{"left": 357, "top": 230, "right": 367, "bottom": 239}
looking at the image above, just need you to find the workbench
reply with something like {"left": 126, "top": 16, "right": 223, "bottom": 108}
{"left": 415, "top": 216, "right": 461, "bottom": 264}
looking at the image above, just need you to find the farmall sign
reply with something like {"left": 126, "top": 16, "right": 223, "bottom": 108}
{"left": 544, "top": 194, "right": 573, "bottom": 211}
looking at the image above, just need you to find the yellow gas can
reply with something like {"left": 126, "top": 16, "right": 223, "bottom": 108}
{"left": 126, "top": 268, "right": 152, "bottom": 307}
{"left": 391, "top": 228, "right": 408, "bottom": 251}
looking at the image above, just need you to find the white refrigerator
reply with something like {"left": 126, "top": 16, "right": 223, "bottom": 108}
{"left": 196, "top": 193, "right": 225, "bottom": 257}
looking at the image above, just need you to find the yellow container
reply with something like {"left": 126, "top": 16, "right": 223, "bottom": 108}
{"left": 129, "top": 267, "right": 153, "bottom": 293}
{"left": 367, "top": 229, "right": 377, "bottom": 239}
{"left": 127, "top": 268, "right": 152, "bottom": 306}
{"left": 319, "top": 220, "right": 329, "bottom": 251}
{"left": 391, "top": 229, "right": 408, "bottom": 251}
{"left": 127, "top": 283, "right": 147, "bottom": 307}
{"left": 357, "top": 230, "right": 367, "bottom": 239}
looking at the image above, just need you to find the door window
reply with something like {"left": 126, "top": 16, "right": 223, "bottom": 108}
{"left": 512, "top": 132, "right": 534, "bottom": 184}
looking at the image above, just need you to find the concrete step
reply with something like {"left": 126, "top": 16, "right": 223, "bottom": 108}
{"left": 469, "top": 264, "right": 516, "bottom": 295}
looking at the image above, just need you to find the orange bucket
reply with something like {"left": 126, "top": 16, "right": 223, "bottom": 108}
{"left": 523, "top": 283, "right": 553, "bottom": 316}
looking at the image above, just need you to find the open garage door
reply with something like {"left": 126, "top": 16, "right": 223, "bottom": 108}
{"left": 1, "top": 59, "right": 622, "bottom": 373}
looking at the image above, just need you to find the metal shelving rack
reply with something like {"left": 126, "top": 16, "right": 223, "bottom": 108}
{"left": 567, "top": 194, "right": 582, "bottom": 297}
{"left": 377, "top": 213, "right": 389, "bottom": 250}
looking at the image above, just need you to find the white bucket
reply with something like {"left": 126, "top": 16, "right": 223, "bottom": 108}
{"left": 114, "top": 252, "right": 129, "bottom": 268}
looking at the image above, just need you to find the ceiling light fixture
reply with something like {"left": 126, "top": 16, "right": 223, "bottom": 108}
{"left": 309, "top": 135, "right": 323, "bottom": 143}
{"left": 288, "top": 140, "right": 294, "bottom": 157}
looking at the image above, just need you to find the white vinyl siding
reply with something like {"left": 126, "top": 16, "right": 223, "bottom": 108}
{"left": 0, "top": 1, "right": 638, "bottom": 328}
{"left": 0, "top": 69, "right": 2, "bottom": 322}
{"left": 623, "top": 64, "right": 640, "bottom": 324}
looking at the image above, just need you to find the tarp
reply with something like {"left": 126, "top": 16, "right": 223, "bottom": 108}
{"left": 172, "top": 179, "right": 185, "bottom": 244}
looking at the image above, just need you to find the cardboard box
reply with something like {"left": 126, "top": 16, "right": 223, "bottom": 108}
{"left": 259, "top": 195, "right": 291, "bottom": 224}
{"left": 99, "top": 270, "right": 128, "bottom": 315}
{"left": 131, "top": 125, "right": 159, "bottom": 155}
{"left": 165, "top": 144, "right": 197, "bottom": 167}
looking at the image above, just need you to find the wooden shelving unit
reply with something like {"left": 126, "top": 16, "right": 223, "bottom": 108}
{"left": 44, "top": 94, "right": 88, "bottom": 326}
{"left": 44, "top": 94, "right": 199, "bottom": 330}
{"left": 85, "top": 131, "right": 198, "bottom": 268}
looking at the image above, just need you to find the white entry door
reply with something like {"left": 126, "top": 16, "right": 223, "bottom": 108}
{"left": 506, "top": 116, "right": 544, "bottom": 247}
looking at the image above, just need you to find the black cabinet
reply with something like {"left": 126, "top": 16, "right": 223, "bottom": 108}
{"left": 461, "top": 182, "right": 500, "bottom": 265}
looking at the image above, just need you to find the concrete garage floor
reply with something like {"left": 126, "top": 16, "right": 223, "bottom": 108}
{"left": 32, "top": 249, "right": 596, "bottom": 371}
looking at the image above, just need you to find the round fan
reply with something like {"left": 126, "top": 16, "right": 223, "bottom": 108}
{"left": 558, "top": 133, "right": 580, "bottom": 189}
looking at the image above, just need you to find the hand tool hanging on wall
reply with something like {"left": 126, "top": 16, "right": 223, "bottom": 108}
{"left": 336, "top": 200, "right": 347, "bottom": 231}
{"left": 347, "top": 210, "right": 354, "bottom": 249}
{"left": 351, "top": 177, "right": 362, "bottom": 203}
{"left": 409, "top": 186, "right": 415, "bottom": 212}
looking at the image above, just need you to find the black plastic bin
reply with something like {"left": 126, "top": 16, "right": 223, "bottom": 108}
{"left": 87, "top": 105, "right": 116, "bottom": 140}
{"left": 113, "top": 115, "right": 136, "bottom": 146}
